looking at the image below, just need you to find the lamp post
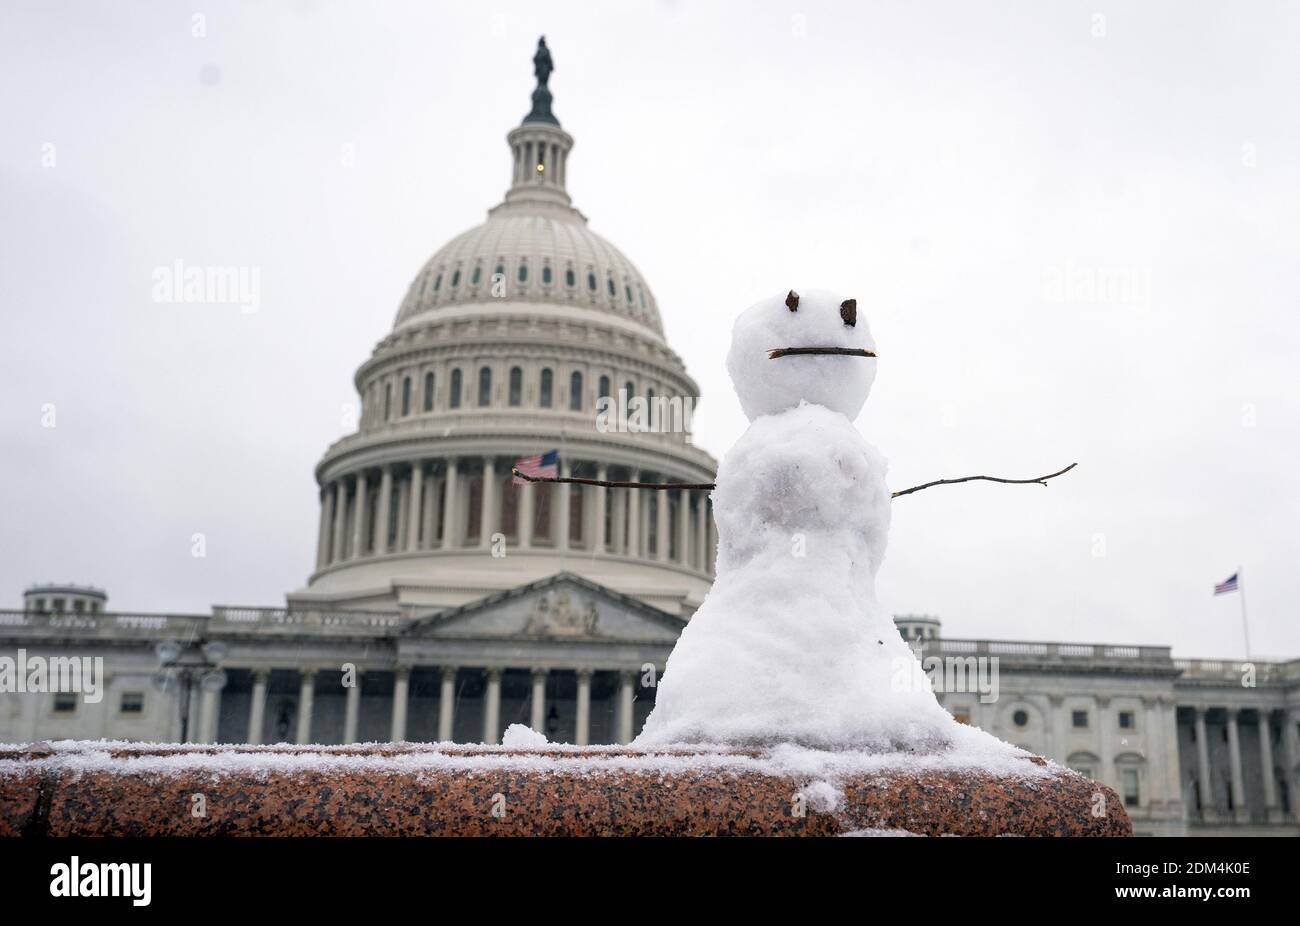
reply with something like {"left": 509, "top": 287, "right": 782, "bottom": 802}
{"left": 154, "top": 639, "right": 227, "bottom": 744}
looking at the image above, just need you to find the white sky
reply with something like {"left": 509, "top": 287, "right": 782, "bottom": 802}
{"left": 2, "top": 0, "right": 1297, "bottom": 659}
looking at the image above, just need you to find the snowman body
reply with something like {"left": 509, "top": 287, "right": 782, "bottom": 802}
{"left": 636, "top": 290, "right": 956, "bottom": 749}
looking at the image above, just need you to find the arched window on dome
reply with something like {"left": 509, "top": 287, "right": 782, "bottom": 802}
{"left": 384, "top": 382, "right": 393, "bottom": 421}
{"left": 517, "top": 264, "right": 528, "bottom": 283}
{"left": 472, "top": 265, "right": 482, "bottom": 286}
{"left": 495, "top": 263, "right": 505, "bottom": 281}
{"left": 451, "top": 269, "right": 461, "bottom": 288}
{"left": 598, "top": 375, "right": 611, "bottom": 400}
{"left": 639, "top": 287, "right": 646, "bottom": 309}
{"left": 565, "top": 268, "right": 575, "bottom": 288}
{"left": 423, "top": 372, "right": 434, "bottom": 412}
{"left": 646, "top": 388, "right": 656, "bottom": 430}
{"left": 540, "top": 368, "right": 554, "bottom": 408}
{"left": 626, "top": 285, "right": 633, "bottom": 304}
{"left": 401, "top": 376, "right": 412, "bottom": 417}
{"left": 450, "top": 369, "right": 462, "bottom": 409}
{"left": 607, "top": 277, "right": 616, "bottom": 297}
{"left": 587, "top": 272, "right": 597, "bottom": 292}
{"left": 508, "top": 367, "right": 523, "bottom": 406}
{"left": 569, "top": 372, "right": 583, "bottom": 411}
{"left": 478, "top": 366, "right": 492, "bottom": 407}
{"left": 542, "top": 266, "right": 552, "bottom": 285}
{"left": 623, "top": 381, "right": 635, "bottom": 415}
{"left": 433, "top": 273, "right": 442, "bottom": 292}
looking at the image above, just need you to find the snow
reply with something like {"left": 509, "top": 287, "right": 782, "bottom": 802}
{"left": 638, "top": 289, "right": 968, "bottom": 753}
{"left": 501, "top": 723, "right": 548, "bottom": 748}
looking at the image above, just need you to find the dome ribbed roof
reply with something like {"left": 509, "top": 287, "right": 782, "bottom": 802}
{"left": 393, "top": 209, "right": 663, "bottom": 336}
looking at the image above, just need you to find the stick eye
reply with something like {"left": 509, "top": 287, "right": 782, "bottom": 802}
{"left": 785, "top": 290, "right": 799, "bottom": 312}
{"left": 840, "top": 298, "right": 857, "bottom": 327}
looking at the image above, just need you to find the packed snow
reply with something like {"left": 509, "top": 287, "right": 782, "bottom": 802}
{"left": 501, "top": 723, "right": 548, "bottom": 748}
{"left": 636, "top": 289, "right": 998, "bottom": 759}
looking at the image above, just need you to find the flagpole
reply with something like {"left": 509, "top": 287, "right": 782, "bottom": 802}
{"left": 1238, "top": 565, "right": 1251, "bottom": 661}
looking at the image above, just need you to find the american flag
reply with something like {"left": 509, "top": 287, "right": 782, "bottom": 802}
{"left": 513, "top": 449, "right": 559, "bottom": 485}
{"left": 1214, "top": 573, "right": 1239, "bottom": 595}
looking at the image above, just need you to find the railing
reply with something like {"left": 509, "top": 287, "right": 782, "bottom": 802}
{"left": 211, "top": 606, "right": 402, "bottom": 633}
{"left": 0, "top": 610, "right": 207, "bottom": 636}
{"left": 1173, "top": 658, "right": 1300, "bottom": 683}
{"left": 929, "top": 638, "right": 1173, "bottom": 663}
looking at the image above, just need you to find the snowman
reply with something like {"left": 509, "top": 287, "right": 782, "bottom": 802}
{"left": 635, "top": 289, "right": 960, "bottom": 750}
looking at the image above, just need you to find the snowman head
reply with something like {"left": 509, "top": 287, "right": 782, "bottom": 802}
{"left": 726, "top": 288, "right": 877, "bottom": 420}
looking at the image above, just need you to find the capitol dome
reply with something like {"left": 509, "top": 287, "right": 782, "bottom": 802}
{"left": 290, "top": 40, "right": 717, "bottom": 618}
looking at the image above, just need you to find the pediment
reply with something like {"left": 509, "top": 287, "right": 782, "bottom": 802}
{"left": 403, "top": 572, "right": 686, "bottom": 644}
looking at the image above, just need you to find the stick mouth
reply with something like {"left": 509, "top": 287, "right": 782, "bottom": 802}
{"left": 767, "top": 346, "right": 877, "bottom": 360}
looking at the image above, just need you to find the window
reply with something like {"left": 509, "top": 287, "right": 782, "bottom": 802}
{"left": 52, "top": 598, "right": 65, "bottom": 612}
{"left": 542, "top": 265, "right": 552, "bottom": 285}
{"left": 540, "top": 368, "right": 553, "bottom": 407}
{"left": 423, "top": 372, "right": 434, "bottom": 412}
{"left": 624, "top": 381, "right": 635, "bottom": 412}
{"left": 1121, "top": 768, "right": 1140, "bottom": 808}
{"left": 472, "top": 265, "right": 482, "bottom": 285}
{"left": 53, "top": 692, "right": 77, "bottom": 713}
{"left": 569, "top": 371, "right": 583, "bottom": 411}
{"left": 1013, "top": 709, "right": 1029, "bottom": 728}
{"left": 450, "top": 369, "right": 462, "bottom": 409}
{"left": 120, "top": 692, "right": 144, "bottom": 714}
{"left": 1118, "top": 711, "right": 1134, "bottom": 730}
{"left": 598, "top": 375, "right": 611, "bottom": 400}
{"left": 384, "top": 383, "right": 392, "bottom": 420}
{"left": 73, "top": 599, "right": 84, "bottom": 613}
{"left": 451, "top": 269, "right": 461, "bottom": 288}
{"left": 508, "top": 367, "right": 523, "bottom": 406}
{"left": 565, "top": 268, "right": 575, "bottom": 287}
{"left": 587, "top": 272, "right": 597, "bottom": 291}
{"left": 607, "top": 277, "right": 616, "bottom": 297}
{"left": 1072, "top": 710, "right": 1089, "bottom": 729}
{"left": 626, "top": 285, "right": 633, "bottom": 304}
{"left": 478, "top": 367, "right": 492, "bottom": 406}
{"left": 433, "top": 272, "right": 442, "bottom": 291}
{"left": 494, "top": 263, "right": 505, "bottom": 280}
{"left": 401, "top": 377, "right": 412, "bottom": 416}
{"left": 517, "top": 264, "right": 528, "bottom": 283}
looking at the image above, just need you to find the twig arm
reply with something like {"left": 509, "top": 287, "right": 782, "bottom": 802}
{"left": 890, "top": 463, "right": 1077, "bottom": 499}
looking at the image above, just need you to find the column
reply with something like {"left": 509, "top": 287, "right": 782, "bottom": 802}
{"left": 197, "top": 672, "right": 225, "bottom": 745}
{"left": 675, "top": 488, "right": 690, "bottom": 565}
{"left": 519, "top": 481, "right": 534, "bottom": 548}
{"left": 1048, "top": 695, "right": 1065, "bottom": 762}
{"left": 483, "top": 668, "right": 502, "bottom": 744}
{"left": 480, "top": 457, "right": 498, "bottom": 548}
{"left": 246, "top": 669, "right": 269, "bottom": 745}
{"left": 1096, "top": 696, "right": 1112, "bottom": 788}
{"left": 592, "top": 464, "right": 608, "bottom": 552}
{"left": 617, "top": 670, "right": 635, "bottom": 744}
{"left": 1257, "top": 709, "right": 1280, "bottom": 822}
{"left": 443, "top": 458, "right": 460, "bottom": 547}
{"left": 530, "top": 667, "right": 548, "bottom": 733}
{"left": 695, "top": 493, "right": 709, "bottom": 571}
{"left": 437, "top": 666, "right": 457, "bottom": 742}
{"left": 611, "top": 486, "right": 627, "bottom": 554}
{"left": 295, "top": 668, "right": 316, "bottom": 745}
{"left": 374, "top": 465, "right": 393, "bottom": 555}
{"left": 626, "top": 471, "right": 641, "bottom": 557}
{"left": 575, "top": 669, "right": 593, "bottom": 746}
{"left": 330, "top": 481, "right": 347, "bottom": 564}
{"left": 1161, "top": 698, "right": 1183, "bottom": 813}
{"left": 1226, "top": 708, "right": 1247, "bottom": 821}
{"left": 390, "top": 667, "right": 410, "bottom": 741}
{"left": 424, "top": 472, "right": 441, "bottom": 549}
{"left": 350, "top": 471, "right": 369, "bottom": 558}
{"left": 557, "top": 462, "right": 571, "bottom": 551}
{"left": 406, "top": 462, "right": 424, "bottom": 552}
{"left": 1285, "top": 708, "right": 1300, "bottom": 823}
{"left": 1194, "top": 707, "right": 1214, "bottom": 820}
{"left": 1142, "top": 696, "right": 1167, "bottom": 810}
{"left": 642, "top": 491, "right": 653, "bottom": 558}
{"left": 315, "top": 488, "right": 333, "bottom": 569}
{"left": 343, "top": 674, "right": 361, "bottom": 744}
{"left": 395, "top": 474, "right": 409, "bottom": 550}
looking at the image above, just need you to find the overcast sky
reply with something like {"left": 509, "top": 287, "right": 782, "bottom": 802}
{"left": 2, "top": 0, "right": 1297, "bottom": 660}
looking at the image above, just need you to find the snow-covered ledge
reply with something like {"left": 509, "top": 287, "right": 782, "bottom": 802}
{"left": 0, "top": 741, "right": 1130, "bottom": 837}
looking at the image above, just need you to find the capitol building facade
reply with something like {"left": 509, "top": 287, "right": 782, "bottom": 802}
{"left": 2, "top": 42, "right": 1297, "bottom": 838}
